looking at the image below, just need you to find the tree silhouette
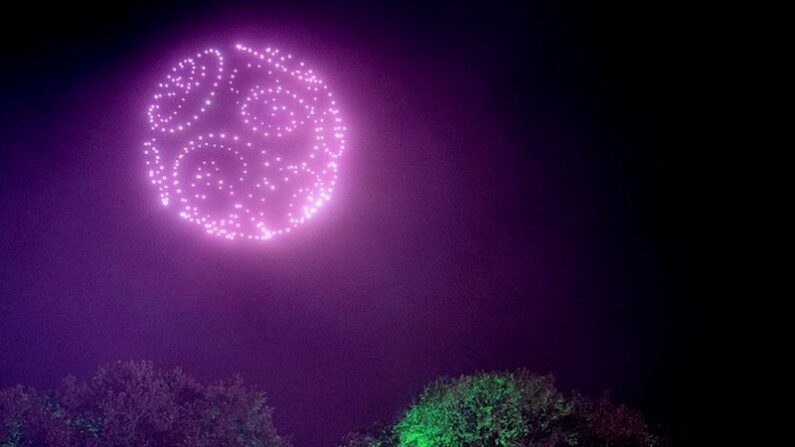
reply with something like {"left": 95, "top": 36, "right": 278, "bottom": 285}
{"left": 1, "top": 361, "right": 289, "bottom": 447}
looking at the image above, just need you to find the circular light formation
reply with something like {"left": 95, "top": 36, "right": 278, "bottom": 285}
{"left": 144, "top": 43, "right": 346, "bottom": 241}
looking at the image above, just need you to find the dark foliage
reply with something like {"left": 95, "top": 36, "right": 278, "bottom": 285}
{"left": 570, "top": 392, "right": 664, "bottom": 447}
{"left": 0, "top": 361, "right": 290, "bottom": 447}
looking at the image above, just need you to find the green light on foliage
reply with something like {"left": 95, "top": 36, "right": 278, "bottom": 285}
{"left": 394, "top": 371, "right": 571, "bottom": 447}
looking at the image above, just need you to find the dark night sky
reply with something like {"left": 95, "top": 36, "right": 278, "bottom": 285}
{"left": 1, "top": 1, "right": 716, "bottom": 445}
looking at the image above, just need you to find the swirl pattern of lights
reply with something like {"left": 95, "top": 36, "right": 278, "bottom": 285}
{"left": 144, "top": 43, "right": 346, "bottom": 241}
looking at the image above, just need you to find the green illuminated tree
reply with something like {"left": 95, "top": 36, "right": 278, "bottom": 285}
{"left": 394, "top": 371, "right": 573, "bottom": 447}
{"left": 340, "top": 370, "right": 662, "bottom": 447}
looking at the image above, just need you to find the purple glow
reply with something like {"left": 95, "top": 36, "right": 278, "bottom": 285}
{"left": 144, "top": 43, "right": 346, "bottom": 241}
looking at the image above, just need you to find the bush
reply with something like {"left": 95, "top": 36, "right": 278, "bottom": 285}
{"left": 0, "top": 361, "right": 290, "bottom": 447}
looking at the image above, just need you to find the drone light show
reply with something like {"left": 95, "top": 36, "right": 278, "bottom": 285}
{"left": 143, "top": 42, "right": 346, "bottom": 241}
{"left": 0, "top": 1, "right": 708, "bottom": 444}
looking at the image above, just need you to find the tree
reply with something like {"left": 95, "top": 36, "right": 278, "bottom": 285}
{"left": 0, "top": 386, "right": 69, "bottom": 447}
{"left": 340, "top": 370, "right": 662, "bottom": 447}
{"left": 393, "top": 371, "right": 572, "bottom": 447}
{"left": 1, "top": 361, "right": 290, "bottom": 447}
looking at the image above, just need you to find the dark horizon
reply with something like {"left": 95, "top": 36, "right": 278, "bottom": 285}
{"left": 1, "top": 1, "right": 714, "bottom": 445}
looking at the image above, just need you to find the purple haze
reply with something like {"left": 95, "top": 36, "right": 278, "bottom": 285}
{"left": 1, "top": 5, "right": 690, "bottom": 445}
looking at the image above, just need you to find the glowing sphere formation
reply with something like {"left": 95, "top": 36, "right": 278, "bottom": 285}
{"left": 144, "top": 43, "right": 346, "bottom": 241}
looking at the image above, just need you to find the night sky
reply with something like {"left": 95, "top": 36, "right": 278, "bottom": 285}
{"left": 1, "top": 1, "right": 714, "bottom": 445}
